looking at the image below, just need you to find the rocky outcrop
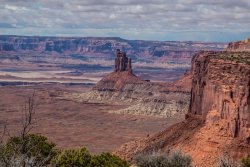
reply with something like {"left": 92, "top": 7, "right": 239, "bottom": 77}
{"left": 115, "top": 113, "right": 250, "bottom": 167}
{"left": 85, "top": 70, "right": 190, "bottom": 117}
{"left": 78, "top": 50, "right": 192, "bottom": 117}
{"left": 94, "top": 71, "right": 143, "bottom": 91}
{"left": 188, "top": 51, "right": 250, "bottom": 141}
{"left": 227, "top": 37, "right": 250, "bottom": 51}
{"left": 94, "top": 50, "right": 141, "bottom": 90}
{"left": 115, "top": 46, "right": 250, "bottom": 167}
{"left": 114, "top": 49, "right": 132, "bottom": 72}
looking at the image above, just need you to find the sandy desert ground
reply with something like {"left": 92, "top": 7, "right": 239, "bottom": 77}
{"left": 0, "top": 84, "right": 184, "bottom": 153}
{"left": 0, "top": 56, "right": 188, "bottom": 153}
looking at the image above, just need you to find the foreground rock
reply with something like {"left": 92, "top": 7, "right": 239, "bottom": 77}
{"left": 115, "top": 40, "right": 250, "bottom": 167}
{"left": 188, "top": 51, "right": 250, "bottom": 140}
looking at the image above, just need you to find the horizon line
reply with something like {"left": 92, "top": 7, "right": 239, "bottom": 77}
{"left": 0, "top": 34, "right": 230, "bottom": 43}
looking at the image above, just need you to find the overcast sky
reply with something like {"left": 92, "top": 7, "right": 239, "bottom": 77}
{"left": 0, "top": 0, "right": 250, "bottom": 42}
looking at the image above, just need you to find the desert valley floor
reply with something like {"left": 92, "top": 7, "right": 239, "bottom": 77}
{"left": 0, "top": 84, "right": 184, "bottom": 153}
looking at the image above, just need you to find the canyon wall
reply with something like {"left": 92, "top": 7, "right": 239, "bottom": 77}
{"left": 115, "top": 39, "right": 250, "bottom": 167}
{"left": 188, "top": 51, "right": 250, "bottom": 140}
{"left": 0, "top": 36, "right": 226, "bottom": 83}
{"left": 0, "top": 35, "right": 226, "bottom": 64}
{"left": 227, "top": 37, "right": 250, "bottom": 51}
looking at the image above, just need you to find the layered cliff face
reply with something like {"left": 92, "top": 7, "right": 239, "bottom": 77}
{"left": 227, "top": 37, "right": 250, "bottom": 51}
{"left": 188, "top": 51, "right": 250, "bottom": 140}
{"left": 115, "top": 47, "right": 250, "bottom": 167}
{"left": 0, "top": 35, "right": 227, "bottom": 84}
{"left": 0, "top": 35, "right": 226, "bottom": 64}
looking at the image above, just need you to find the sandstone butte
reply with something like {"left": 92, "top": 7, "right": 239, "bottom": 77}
{"left": 94, "top": 48, "right": 191, "bottom": 92}
{"left": 114, "top": 38, "right": 250, "bottom": 167}
{"left": 87, "top": 49, "right": 192, "bottom": 118}
{"left": 94, "top": 49, "right": 144, "bottom": 91}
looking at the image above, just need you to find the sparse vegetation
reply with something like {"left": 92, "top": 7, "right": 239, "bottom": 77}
{"left": 211, "top": 51, "right": 250, "bottom": 65}
{"left": 0, "top": 134, "right": 57, "bottom": 167}
{"left": 52, "top": 150, "right": 129, "bottom": 167}
{"left": 0, "top": 92, "right": 58, "bottom": 167}
{"left": 168, "top": 150, "right": 193, "bottom": 167}
{"left": 135, "top": 152, "right": 168, "bottom": 167}
{"left": 0, "top": 92, "right": 130, "bottom": 167}
{"left": 218, "top": 155, "right": 250, "bottom": 167}
{"left": 135, "top": 150, "right": 192, "bottom": 167}
{"left": 219, "top": 155, "right": 240, "bottom": 167}
{"left": 89, "top": 152, "right": 130, "bottom": 167}
{"left": 241, "top": 156, "right": 250, "bottom": 167}
{"left": 52, "top": 147, "right": 91, "bottom": 167}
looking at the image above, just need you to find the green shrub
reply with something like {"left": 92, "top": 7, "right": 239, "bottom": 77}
{"left": 241, "top": 156, "right": 250, "bottom": 167}
{"left": 0, "top": 134, "right": 57, "bottom": 166}
{"left": 52, "top": 150, "right": 129, "bottom": 167}
{"left": 52, "top": 147, "right": 91, "bottom": 167}
{"left": 135, "top": 150, "right": 192, "bottom": 167}
{"left": 135, "top": 152, "right": 168, "bottom": 167}
{"left": 89, "top": 152, "right": 129, "bottom": 167}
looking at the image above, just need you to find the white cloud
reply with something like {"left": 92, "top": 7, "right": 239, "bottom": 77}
{"left": 0, "top": 0, "right": 250, "bottom": 41}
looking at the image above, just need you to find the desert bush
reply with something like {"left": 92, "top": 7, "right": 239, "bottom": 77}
{"left": 52, "top": 149, "right": 129, "bottom": 167}
{"left": 219, "top": 156, "right": 240, "bottom": 167}
{"left": 89, "top": 152, "right": 130, "bottom": 167}
{"left": 135, "top": 150, "right": 192, "bottom": 167}
{"left": 218, "top": 155, "right": 250, "bottom": 167}
{"left": 0, "top": 134, "right": 57, "bottom": 167}
{"left": 52, "top": 147, "right": 91, "bottom": 167}
{"left": 135, "top": 152, "right": 169, "bottom": 167}
{"left": 241, "top": 156, "right": 250, "bottom": 167}
{"left": 168, "top": 150, "right": 192, "bottom": 167}
{"left": 0, "top": 93, "right": 58, "bottom": 166}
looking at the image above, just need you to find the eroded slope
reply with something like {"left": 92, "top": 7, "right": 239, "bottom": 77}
{"left": 115, "top": 49, "right": 250, "bottom": 167}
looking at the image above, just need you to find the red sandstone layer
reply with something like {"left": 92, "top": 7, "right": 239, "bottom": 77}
{"left": 115, "top": 48, "right": 250, "bottom": 167}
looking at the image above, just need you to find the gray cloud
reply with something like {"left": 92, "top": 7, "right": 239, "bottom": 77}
{"left": 0, "top": 0, "right": 250, "bottom": 41}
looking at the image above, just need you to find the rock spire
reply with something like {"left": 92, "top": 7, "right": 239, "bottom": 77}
{"left": 114, "top": 49, "right": 132, "bottom": 72}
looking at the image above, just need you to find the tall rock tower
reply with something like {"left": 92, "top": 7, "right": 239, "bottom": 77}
{"left": 114, "top": 49, "right": 132, "bottom": 73}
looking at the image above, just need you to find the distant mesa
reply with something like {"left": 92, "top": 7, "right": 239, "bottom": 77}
{"left": 114, "top": 49, "right": 132, "bottom": 73}
{"left": 0, "top": 35, "right": 227, "bottom": 68}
